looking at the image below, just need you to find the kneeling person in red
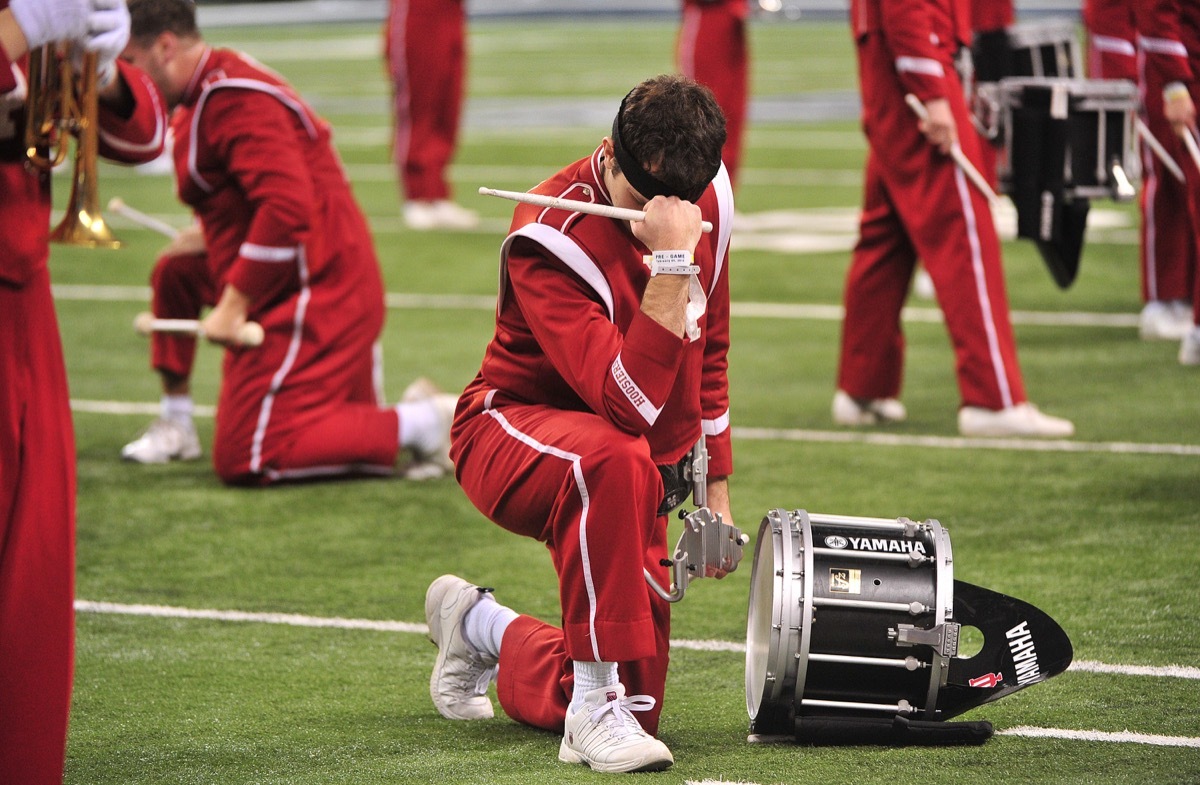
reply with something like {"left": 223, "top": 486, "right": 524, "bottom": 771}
{"left": 428, "top": 74, "right": 735, "bottom": 773}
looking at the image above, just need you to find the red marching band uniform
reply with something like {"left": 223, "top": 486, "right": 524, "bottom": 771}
{"left": 0, "top": 15, "right": 168, "bottom": 781}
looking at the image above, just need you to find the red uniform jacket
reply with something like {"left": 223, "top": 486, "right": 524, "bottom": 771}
{"left": 462, "top": 145, "right": 734, "bottom": 476}
{"left": 970, "top": 0, "right": 1012, "bottom": 33}
{"left": 851, "top": 0, "right": 972, "bottom": 105}
{"left": 1085, "top": 0, "right": 1138, "bottom": 80}
{"left": 1134, "top": 0, "right": 1200, "bottom": 86}
{"left": 171, "top": 47, "right": 375, "bottom": 313}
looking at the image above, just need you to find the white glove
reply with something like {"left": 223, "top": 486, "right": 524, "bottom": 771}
{"left": 85, "top": 0, "right": 131, "bottom": 88}
{"left": 9, "top": 0, "right": 91, "bottom": 50}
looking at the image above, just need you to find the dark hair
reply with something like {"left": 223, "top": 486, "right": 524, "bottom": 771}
{"left": 610, "top": 74, "right": 726, "bottom": 203}
{"left": 128, "top": 0, "right": 200, "bottom": 44}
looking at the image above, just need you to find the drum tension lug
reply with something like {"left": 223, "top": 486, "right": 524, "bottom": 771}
{"left": 889, "top": 622, "right": 961, "bottom": 658}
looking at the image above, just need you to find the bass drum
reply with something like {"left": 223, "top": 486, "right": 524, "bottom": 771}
{"left": 746, "top": 509, "right": 955, "bottom": 736}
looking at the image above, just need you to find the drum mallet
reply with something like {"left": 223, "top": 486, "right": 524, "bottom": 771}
{"left": 905, "top": 94, "right": 1000, "bottom": 207}
{"left": 479, "top": 187, "right": 714, "bottom": 234}
{"left": 107, "top": 197, "right": 182, "bottom": 239}
{"left": 1135, "top": 119, "right": 1186, "bottom": 183}
{"left": 1181, "top": 127, "right": 1200, "bottom": 178}
{"left": 133, "top": 312, "right": 265, "bottom": 348}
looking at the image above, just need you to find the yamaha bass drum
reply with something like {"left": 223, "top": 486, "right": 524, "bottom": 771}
{"left": 745, "top": 509, "right": 1072, "bottom": 741}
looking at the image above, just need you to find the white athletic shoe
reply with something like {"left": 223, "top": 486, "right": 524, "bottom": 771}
{"left": 958, "top": 403, "right": 1075, "bottom": 438}
{"left": 559, "top": 684, "right": 674, "bottom": 773}
{"left": 120, "top": 418, "right": 202, "bottom": 464}
{"left": 832, "top": 390, "right": 908, "bottom": 426}
{"left": 425, "top": 575, "right": 499, "bottom": 721}
{"left": 400, "top": 377, "right": 456, "bottom": 478}
{"left": 1139, "top": 300, "right": 1191, "bottom": 341}
{"left": 1179, "top": 326, "right": 1200, "bottom": 366}
{"left": 403, "top": 200, "right": 480, "bottom": 231}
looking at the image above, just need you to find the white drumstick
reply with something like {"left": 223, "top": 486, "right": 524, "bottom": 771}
{"left": 1181, "top": 127, "right": 1200, "bottom": 176}
{"left": 905, "top": 94, "right": 1000, "bottom": 206}
{"left": 107, "top": 197, "right": 182, "bottom": 239}
{"left": 478, "top": 187, "right": 714, "bottom": 234}
{"left": 133, "top": 312, "right": 265, "bottom": 348}
{"left": 1135, "top": 119, "right": 1186, "bottom": 183}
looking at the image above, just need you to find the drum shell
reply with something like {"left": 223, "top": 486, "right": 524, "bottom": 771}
{"left": 746, "top": 511, "right": 953, "bottom": 736}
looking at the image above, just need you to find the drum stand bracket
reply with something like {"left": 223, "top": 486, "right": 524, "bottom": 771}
{"left": 891, "top": 622, "right": 962, "bottom": 659}
{"left": 644, "top": 507, "right": 749, "bottom": 603}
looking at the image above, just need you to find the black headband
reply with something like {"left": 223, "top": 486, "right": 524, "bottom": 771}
{"left": 610, "top": 89, "right": 715, "bottom": 203}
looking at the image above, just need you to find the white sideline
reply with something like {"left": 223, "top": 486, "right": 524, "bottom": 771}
{"left": 53, "top": 284, "right": 1142, "bottom": 329}
{"left": 75, "top": 600, "right": 1200, "bottom": 682}
{"left": 999, "top": 726, "right": 1200, "bottom": 749}
{"left": 70, "top": 399, "right": 1200, "bottom": 458}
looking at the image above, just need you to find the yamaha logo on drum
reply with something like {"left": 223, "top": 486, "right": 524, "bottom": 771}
{"left": 842, "top": 536, "right": 927, "bottom": 554}
{"left": 824, "top": 535, "right": 848, "bottom": 549}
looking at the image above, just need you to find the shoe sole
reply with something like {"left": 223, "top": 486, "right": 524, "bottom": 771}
{"left": 558, "top": 739, "right": 673, "bottom": 773}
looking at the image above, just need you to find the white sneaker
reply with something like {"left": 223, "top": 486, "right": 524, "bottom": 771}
{"left": 958, "top": 403, "right": 1075, "bottom": 438}
{"left": 404, "top": 200, "right": 480, "bottom": 231}
{"left": 120, "top": 418, "right": 202, "bottom": 464}
{"left": 559, "top": 684, "right": 673, "bottom": 773}
{"left": 1139, "top": 300, "right": 1191, "bottom": 341}
{"left": 832, "top": 389, "right": 908, "bottom": 426}
{"left": 400, "top": 377, "right": 456, "bottom": 477}
{"left": 1180, "top": 326, "right": 1200, "bottom": 366}
{"left": 425, "top": 575, "right": 499, "bottom": 721}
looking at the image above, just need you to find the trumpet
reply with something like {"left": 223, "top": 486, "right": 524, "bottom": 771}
{"left": 24, "top": 43, "right": 120, "bottom": 248}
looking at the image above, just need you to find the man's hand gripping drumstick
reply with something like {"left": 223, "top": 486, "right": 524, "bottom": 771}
{"left": 133, "top": 312, "right": 265, "bottom": 348}
{"left": 905, "top": 94, "right": 1000, "bottom": 206}
{"left": 478, "top": 187, "right": 714, "bottom": 234}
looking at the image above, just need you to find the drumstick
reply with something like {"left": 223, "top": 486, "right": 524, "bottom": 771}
{"left": 133, "top": 312, "right": 265, "bottom": 348}
{"left": 1134, "top": 119, "right": 1186, "bottom": 183}
{"left": 904, "top": 94, "right": 1000, "bottom": 206}
{"left": 1181, "top": 127, "right": 1200, "bottom": 176}
{"left": 478, "top": 187, "right": 714, "bottom": 234}
{"left": 107, "top": 198, "right": 182, "bottom": 239}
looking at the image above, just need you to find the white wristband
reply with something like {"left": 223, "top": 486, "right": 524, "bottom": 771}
{"left": 1164, "top": 81, "right": 1190, "bottom": 103}
{"left": 643, "top": 250, "right": 699, "bottom": 276}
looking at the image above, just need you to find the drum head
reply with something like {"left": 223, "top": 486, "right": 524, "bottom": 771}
{"left": 744, "top": 519, "right": 775, "bottom": 720}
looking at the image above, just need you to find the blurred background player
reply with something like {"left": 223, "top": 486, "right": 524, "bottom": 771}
{"left": 428, "top": 75, "right": 733, "bottom": 772}
{"left": 1129, "top": 0, "right": 1199, "bottom": 349}
{"left": 1, "top": 0, "right": 167, "bottom": 782}
{"left": 677, "top": 0, "right": 748, "bottom": 192}
{"left": 833, "top": 0, "right": 1074, "bottom": 438}
{"left": 385, "top": 0, "right": 478, "bottom": 230}
{"left": 119, "top": 0, "right": 454, "bottom": 484}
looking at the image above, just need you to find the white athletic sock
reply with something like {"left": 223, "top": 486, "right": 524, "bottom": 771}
{"left": 461, "top": 595, "right": 517, "bottom": 662}
{"left": 569, "top": 661, "right": 619, "bottom": 715}
{"left": 161, "top": 394, "right": 194, "bottom": 425}
{"left": 395, "top": 400, "right": 441, "bottom": 453}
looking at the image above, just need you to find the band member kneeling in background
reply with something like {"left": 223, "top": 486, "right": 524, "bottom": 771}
{"left": 118, "top": 0, "right": 455, "bottom": 484}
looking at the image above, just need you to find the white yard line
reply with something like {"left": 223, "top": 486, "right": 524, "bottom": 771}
{"left": 53, "top": 285, "right": 1143, "bottom": 329}
{"left": 75, "top": 600, "right": 1200, "bottom": 683}
{"left": 70, "top": 399, "right": 1200, "bottom": 456}
{"left": 999, "top": 726, "right": 1200, "bottom": 748}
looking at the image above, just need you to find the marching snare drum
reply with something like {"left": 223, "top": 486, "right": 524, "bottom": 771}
{"left": 997, "top": 77, "right": 1139, "bottom": 201}
{"left": 746, "top": 509, "right": 956, "bottom": 735}
{"left": 745, "top": 508, "right": 1075, "bottom": 741}
{"left": 1007, "top": 18, "right": 1083, "bottom": 79}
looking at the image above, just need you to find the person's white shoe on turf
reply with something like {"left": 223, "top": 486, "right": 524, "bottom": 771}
{"left": 1139, "top": 300, "right": 1191, "bottom": 341}
{"left": 404, "top": 200, "right": 479, "bottom": 231}
{"left": 832, "top": 389, "right": 907, "bottom": 426}
{"left": 399, "top": 377, "right": 456, "bottom": 479}
{"left": 425, "top": 575, "right": 498, "bottom": 720}
{"left": 1179, "top": 326, "right": 1200, "bottom": 366}
{"left": 958, "top": 403, "right": 1074, "bottom": 438}
{"left": 558, "top": 684, "right": 673, "bottom": 773}
{"left": 120, "top": 417, "right": 202, "bottom": 464}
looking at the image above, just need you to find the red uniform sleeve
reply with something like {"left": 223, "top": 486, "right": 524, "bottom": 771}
{"left": 97, "top": 60, "right": 168, "bottom": 165}
{"left": 700, "top": 240, "right": 732, "bottom": 478}
{"left": 506, "top": 237, "right": 689, "bottom": 438}
{"left": 1135, "top": 0, "right": 1195, "bottom": 84}
{"left": 198, "top": 88, "right": 316, "bottom": 304}
{"left": 877, "top": 0, "right": 955, "bottom": 103}
{"left": 970, "top": 0, "right": 1012, "bottom": 33}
